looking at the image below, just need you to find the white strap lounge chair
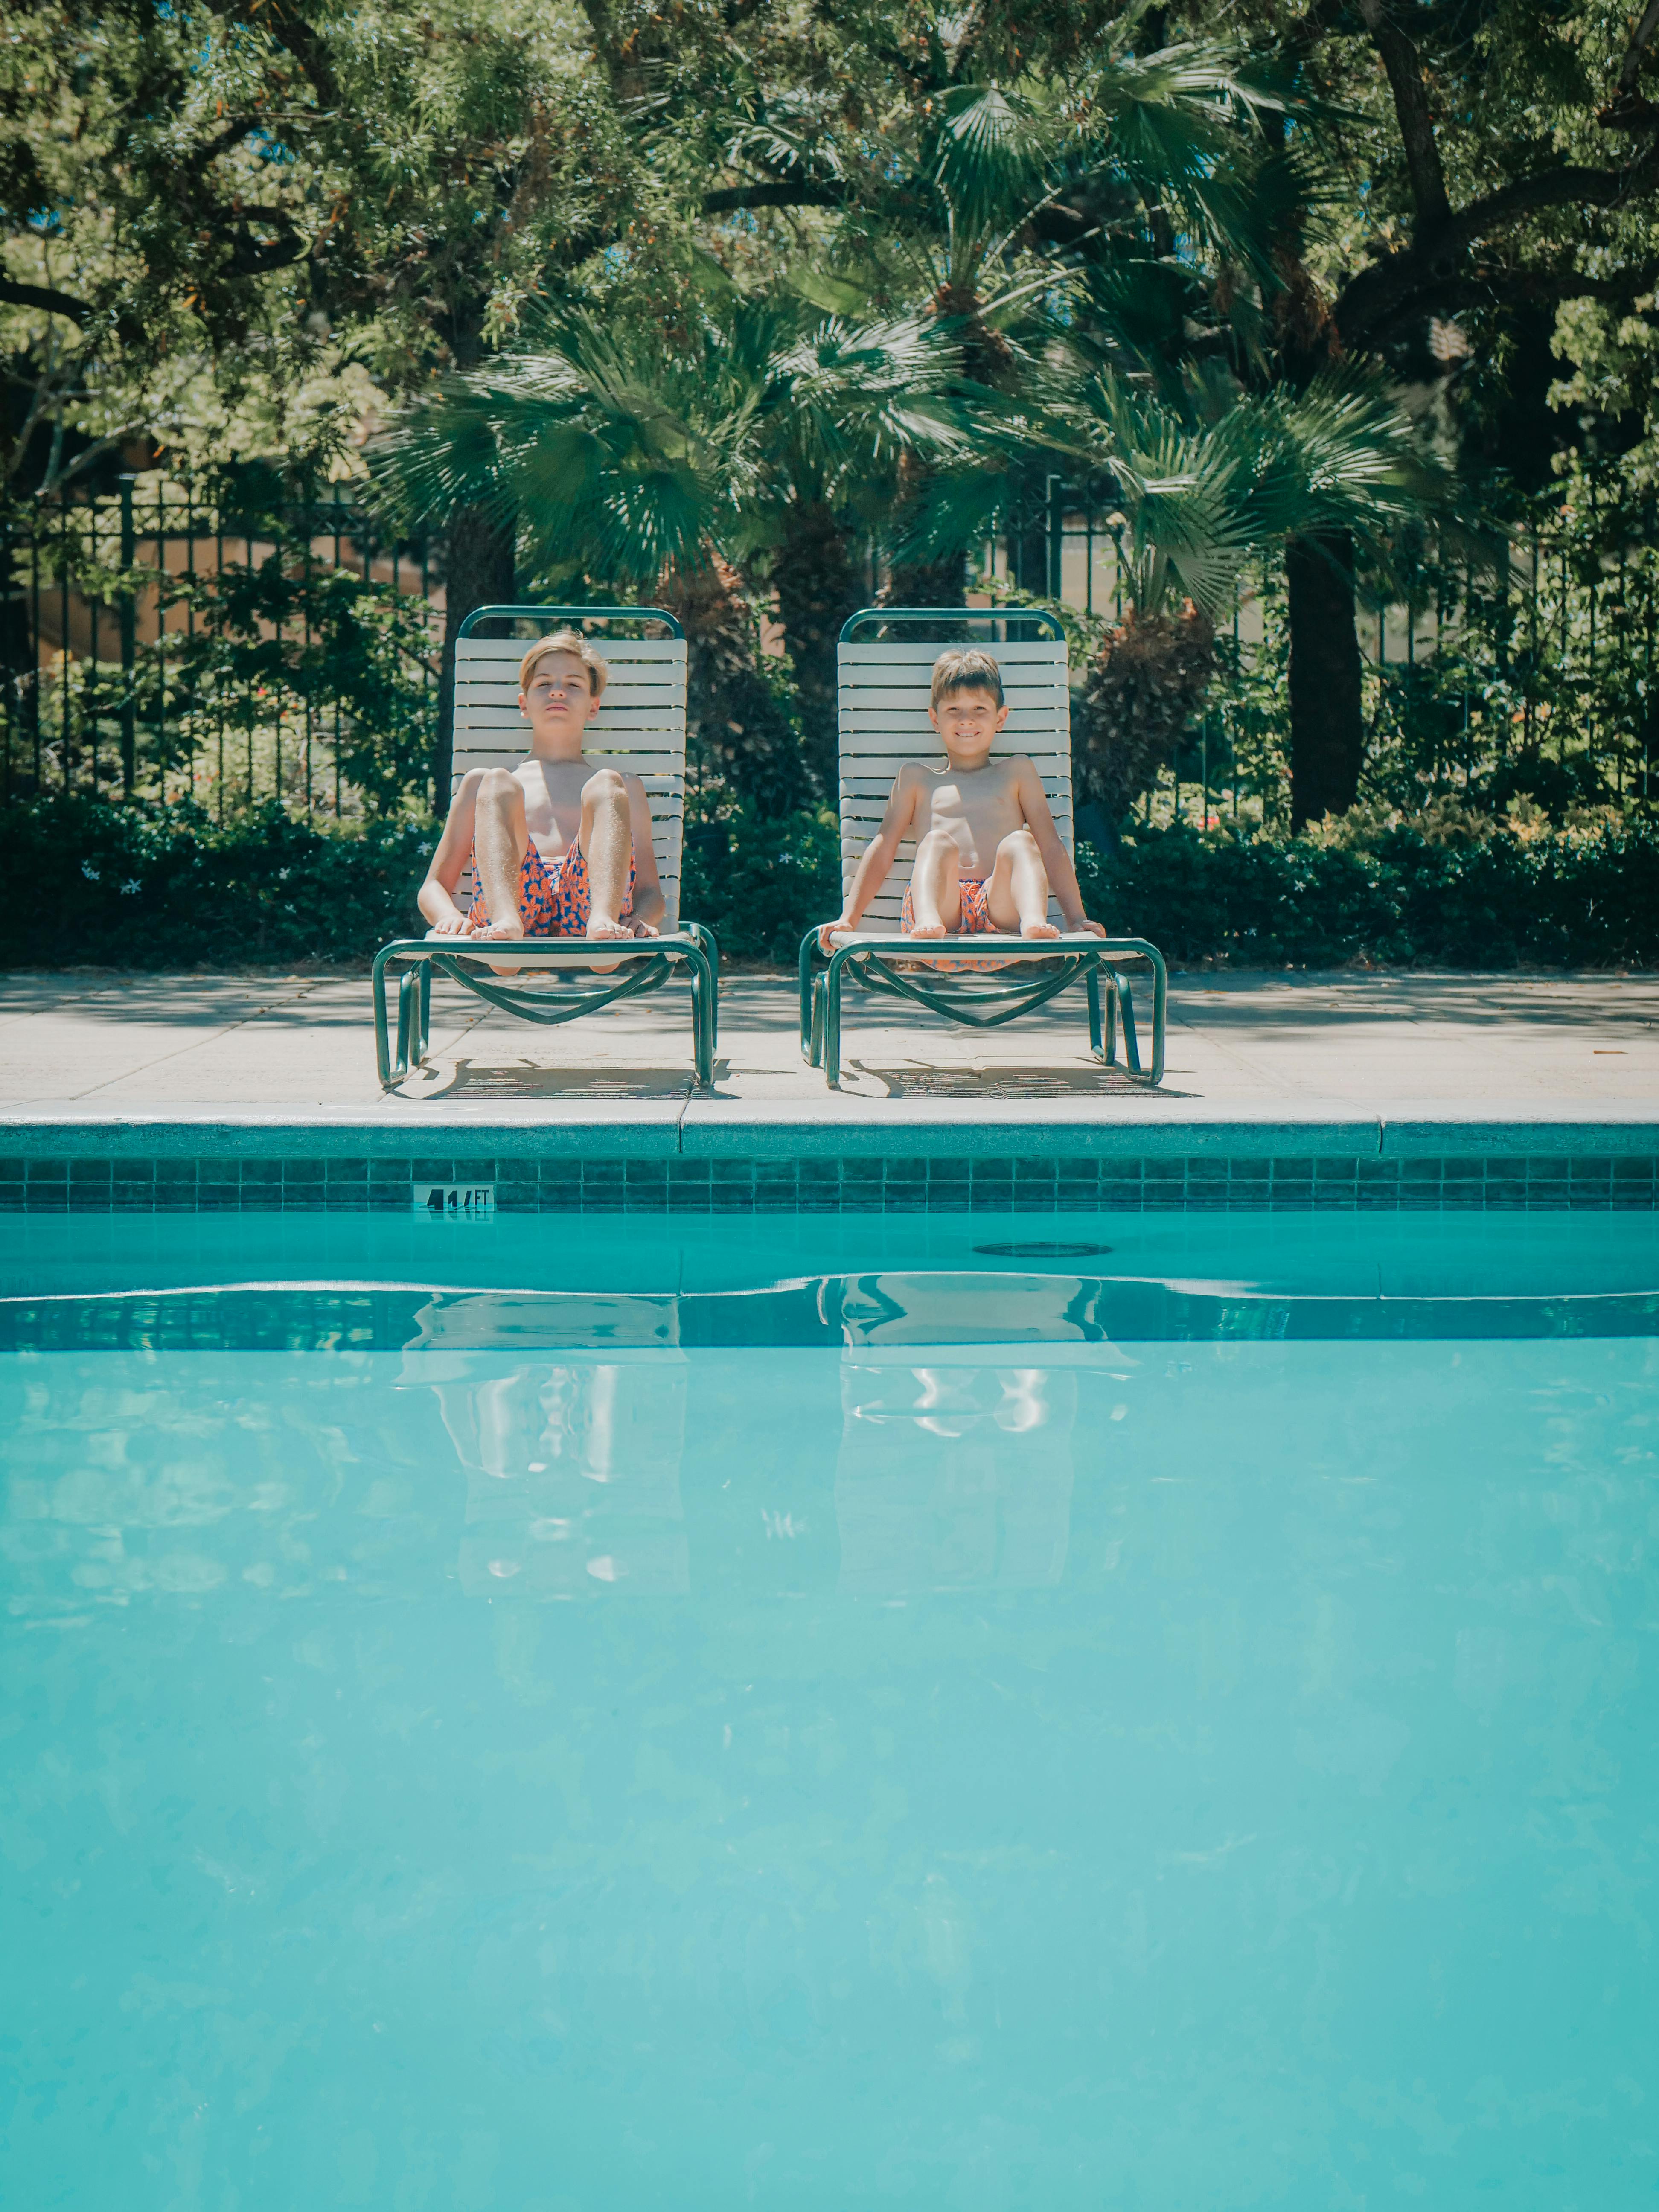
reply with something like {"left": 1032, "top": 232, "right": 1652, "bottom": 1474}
{"left": 374, "top": 605, "right": 718, "bottom": 1088}
{"left": 798, "top": 608, "right": 1165, "bottom": 1089}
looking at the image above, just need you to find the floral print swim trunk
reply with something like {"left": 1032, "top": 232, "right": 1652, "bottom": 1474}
{"left": 465, "top": 840, "right": 635, "bottom": 937}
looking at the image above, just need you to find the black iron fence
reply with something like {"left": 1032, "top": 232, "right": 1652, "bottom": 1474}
{"left": 999, "top": 484, "right": 1659, "bottom": 828}
{"left": 6, "top": 474, "right": 1655, "bottom": 830}
{"left": 0, "top": 473, "right": 443, "bottom": 816}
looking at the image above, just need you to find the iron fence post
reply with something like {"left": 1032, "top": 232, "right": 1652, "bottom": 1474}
{"left": 118, "top": 474, "right": 137, "bottom": 796}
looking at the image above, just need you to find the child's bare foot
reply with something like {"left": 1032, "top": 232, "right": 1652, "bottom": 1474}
{"left": 1021, "top": 918, "right": 1061, "bottom": 940}
{"left": 587, "top": 914, "right": 632, "bottom": 940}
{"left": 908, "top": 917, "right": 947, "bottom": 940}
{"left": 468, "top": 915, "right": 526, "bottom": 941}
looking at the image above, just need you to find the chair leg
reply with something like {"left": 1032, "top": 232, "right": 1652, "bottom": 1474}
{"left": 690, "top": 949, "right": 715, "bottom": 1088}
{"left": 1086, "top": 966, "right": 1105, "bottom": 1062}
{"left": 824, "top": 958, "right": 845, "bottom": 1088}
{"left": 809, "top": 976, "right": 826, "bottom": 1068}
{"left": 373, "top": 949, "right": 403, "bottom": 1089}
{"left": 417, "top": 962, "right": 432, "bottom": 1061}
{"left": 1116, "top": 970, "right": 1142, "bottom": 1074}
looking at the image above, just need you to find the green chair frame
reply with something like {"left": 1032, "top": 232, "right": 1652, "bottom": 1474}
{"left": 373, "top": 604, "right": 719, "bottom": 1090}
{"left": 797, "top": 931, "right": 1165, "bottom": 1089}
{"left": 799, "top": 606, "right": 1167, "bottom": 1089}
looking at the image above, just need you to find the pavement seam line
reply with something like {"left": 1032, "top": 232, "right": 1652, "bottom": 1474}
{"left": 60, "top": 979, "right": 328, "bottom": 1103}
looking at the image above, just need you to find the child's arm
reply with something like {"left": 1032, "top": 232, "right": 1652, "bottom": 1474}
{"left": 1016, "top": 759, "right": 1105, "bottom": 936}
{"left": 418, "top": 769, "right": 489, "bottom": 934}
{"left": 818, "top": 765, "right": 920, "bottom": 949}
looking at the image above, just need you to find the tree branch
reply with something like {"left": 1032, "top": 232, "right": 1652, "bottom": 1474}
{"left": 1355, "top": 0, "right": 1450, "bottom": 237}
{"left": 0, "top": 277, "right": 92, "bottom": 324}
{"left": 1336, "top": 141, "right": 1659, "bottom": 344}
{"left": 202, "top": 0, "right": 341, "bottom": 111}
{"left": 1603, "top": 0, "right": 1659, "bottom": 127}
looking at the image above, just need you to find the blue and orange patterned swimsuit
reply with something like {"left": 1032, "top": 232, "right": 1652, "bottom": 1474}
{"left": 465, "top": 841, "right": 635, "bottom": 937}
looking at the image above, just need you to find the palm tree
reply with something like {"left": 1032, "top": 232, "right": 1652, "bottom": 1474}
{"left": 370, "top": 289, "right": 968, "bottom": 794}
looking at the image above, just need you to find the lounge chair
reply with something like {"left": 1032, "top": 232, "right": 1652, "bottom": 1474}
{"left": 798, "top": 608, "right": 1166, "bottom": 1089}
{"left": 374, "top": 605, "right": 719, "bottom": 1089}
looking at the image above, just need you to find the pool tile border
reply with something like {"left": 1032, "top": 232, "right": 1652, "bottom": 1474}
{"left": 3, "top": 1149, "right": 1656, "bottom": 1213}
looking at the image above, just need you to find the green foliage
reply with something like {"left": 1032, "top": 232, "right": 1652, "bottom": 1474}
{"left": 8, "top": 792, "right": 1658, "bottom": 972}
{"left": 681, "top": 802, "right": 842, "bottom": 966}
{"left": 0, "top": 795, "right": 434, "bottom": 966}
{"left": 1076, "top": 817, "right": 1659, "bottom": 969}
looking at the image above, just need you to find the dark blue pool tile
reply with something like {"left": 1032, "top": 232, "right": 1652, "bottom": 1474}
{"left": 451, "top": 1157, "right": 498, "bottom": 1184}
{"left": 411, "top": 1158, "right": 454, "bottom": 1183}
{"left": 26, "top": 1159, "right": 69, "bottom": 1183}
{"left": 69, "top": 1158, "right": 112, "bottom": 1183}
{"left": 368, "top": 1157, "right": 413, "bottom": 1183}
{"left": 1269, "top": 1158, "right": 1314, "bottom": 1184}
{"left": 1611, "top": 1185, "right": 1657, "bottom": 1209}
{"left": 1569, "top": 1158, "right": 1613, "bottom": 1185}
{"left": 369, "top": 1188, "right": 412, "bottom": 1211}
{"left": 1228, "top": 1159, "right": 1272, "bottom": 1184}
{"left": 1315, "top": 1157, "right": 1359, "bottom": 1182}
{"left": 1612, "top": 1156, "right": 1656, "bottom": 1181}
{"left": 624, "top": 1190, "right": 669, "bottom": 1213}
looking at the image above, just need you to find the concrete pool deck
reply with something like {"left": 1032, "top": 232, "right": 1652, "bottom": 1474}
{"left": 2, "top": 968, "right": 1657, "bottom": 1131}
{"left": 2, "top": 968, "right": 1658, "bottom": 1218}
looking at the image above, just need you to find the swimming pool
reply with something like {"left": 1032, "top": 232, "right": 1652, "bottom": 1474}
{"left": 4, "top": 1213, "right": 1657, "bottom": 2208}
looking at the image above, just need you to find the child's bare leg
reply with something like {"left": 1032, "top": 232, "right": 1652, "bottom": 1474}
{"left": 986, "top": 827, "right": 1059, "bottom": 939}
{"left": 578, "top": 769, "right": 633, "bottom": 939}
{"left": 472, "top": 770, "right": 530, "bottom": 940}
{"left": 576, "top": 768, "right": 633, "bottom": 971}
{"left": 908, "top": 829, "right": 963, "bottom": 939}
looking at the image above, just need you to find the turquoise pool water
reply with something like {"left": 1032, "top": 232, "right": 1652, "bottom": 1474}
{"left": 3, "top": 1215, "right": 1658, "bottom": 2209}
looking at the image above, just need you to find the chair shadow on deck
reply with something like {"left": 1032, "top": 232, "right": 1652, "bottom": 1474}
{"left": 843, "top": 1059, "right": 1193, "bottom": 1100}
{"left": 398, "top": 1057, "right": 718, "bottom": 1100}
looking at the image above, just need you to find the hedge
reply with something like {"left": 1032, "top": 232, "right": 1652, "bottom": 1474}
{"left": 4, "top": 793, "right": 1658, "bottom": 971}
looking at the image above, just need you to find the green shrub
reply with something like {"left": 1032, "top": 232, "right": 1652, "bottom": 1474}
{"left": 681, "top": 802, "right": 843, "bottom": 965}
{"left": 1078, "top": 816, "right": 1659, "bottom": 968}
{"left": 0, "top": 795, "right": 434, "bottom": 967}
{"left": 8, "top": 792, "right": 1658, "bottom": 972}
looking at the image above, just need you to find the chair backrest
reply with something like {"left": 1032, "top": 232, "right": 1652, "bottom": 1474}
{"left": 452, "top": 610, "right": 688, "bottom": 930}
{"left": 838, "top": 616, "right": 1072, "bottom": 931}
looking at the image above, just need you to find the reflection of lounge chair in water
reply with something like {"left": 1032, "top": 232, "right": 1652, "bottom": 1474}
{"left": 412, "top": 1352, "right": 690, "bottom": 1597}
{"left": 835, "top": 1353, "right": 1077, "bottom": 1595}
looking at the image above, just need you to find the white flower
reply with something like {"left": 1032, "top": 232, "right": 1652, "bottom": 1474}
{"left": 81, "top": 862, "right": 100, "bottom": 881}
{"left": 120, "top": 879, "right": 141, "bottom": 896}
{"left": 278, "top": 867, "right": 290, "bottom": 881}
{"left": 418, "top": 841, "right": 434, "bottom": 856}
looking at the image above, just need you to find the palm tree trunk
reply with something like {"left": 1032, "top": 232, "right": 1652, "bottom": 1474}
{"left": 435, "top": 504, "right": 516, "bottom": 806}
{"left": 657, "top": 556, "right": 806, "bottom": 815}
{"left": 772, "top": 500, "right": 862, "bottom": 797}
{"left": 1286, "top": 530, "right": 1363, "bottom": 829}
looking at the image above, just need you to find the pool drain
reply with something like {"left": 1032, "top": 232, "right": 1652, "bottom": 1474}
{"left": 972, "top": 1240, "right": 1114, "bottom": 1260}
